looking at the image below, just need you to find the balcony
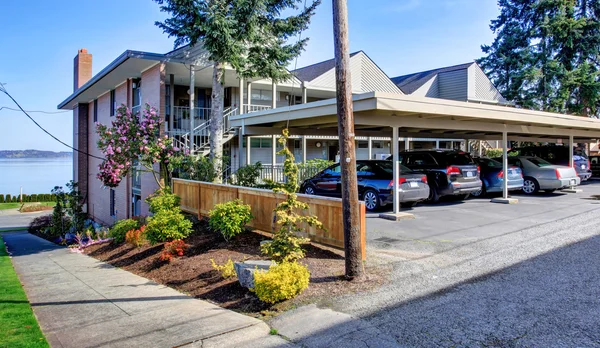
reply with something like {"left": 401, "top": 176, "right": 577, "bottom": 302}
{"left": 243, "top": 104, "right": 272, "bottom": 114}
{"left": 169, "top": 106, "right": 212, "bottom": 135}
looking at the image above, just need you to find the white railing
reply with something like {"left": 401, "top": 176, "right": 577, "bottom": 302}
{"left": 171, "top": 106, "right": 212, "bottom": 135}
{"left": 173, "top": 107, "right": 238, "bottom": 155}
{"left": 243, "top": 104, "right": 272, "bottom": 114}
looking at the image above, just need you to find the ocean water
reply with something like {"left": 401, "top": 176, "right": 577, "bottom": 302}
{"left": 0, "top": 158, "right": 73, "bottom": 196}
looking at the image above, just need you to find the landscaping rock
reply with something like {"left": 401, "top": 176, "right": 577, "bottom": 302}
{"left": 234, "top": 260, "right": 275, "bottom": 289}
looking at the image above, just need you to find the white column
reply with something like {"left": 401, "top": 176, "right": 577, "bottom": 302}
{"left": 169, "top": 74, "right": 175, "bottom": 133}
{"left": 272, "top": 81, "right": 277, "bottom": 109}
{"left": 189, "top": 65, "right": 195, "bottom": 150}
{"left": 302, "top": 136, "right": 307, "bottom": 163}
{"left": 502, "top": 131, "right": 508, "bottom": 199}
{"left": 272, "top": 135, "right": 277, "bottom": 180}
{"left": 404, "top": 137, "right": 410, "bottom": 151}
{"left": 367, "top": 136, "right": 373, "bottom": 160}
{"left": 246, "top": 136, "right": 251, "bottom": 165}
{"left": 302, "top": 83, "right": 308, "bottom": 104}
{"left": 435, "top": 140, "right": 440, "bottom": 149}
{"left": 569, "top": 135, "right": 574, "bottom": 168}
{"left": 392, "top": 127, "right": 400, "bottom": 214}
{"left": 246, "top": 82, "right": 252, "bottom": 113}
{"left": 238, "top": 77, "right": 244, "bottom": 115}
{"left": 465, "top": 139, "right": 470, "bottom": 153}
{"left": 479, "top": 141, "right": 483, "bottom": 157}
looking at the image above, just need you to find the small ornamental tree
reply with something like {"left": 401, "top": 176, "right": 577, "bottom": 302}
{"left": 96, "top": 104, "right": 185, "bottom": 189}
{"left": 261, "top": 129, "right": 325, "bottom": 262}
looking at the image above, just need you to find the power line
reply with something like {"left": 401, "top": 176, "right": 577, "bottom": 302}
{"left": 0, "top": 84, "right": 106, "bottom": 161}
{"left": 0, "top": 106, "right": 70, "bottom": 114}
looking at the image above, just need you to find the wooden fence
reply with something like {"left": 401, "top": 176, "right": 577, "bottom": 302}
{"left": 173, "top": 178, "right": 366, "bottom": 260}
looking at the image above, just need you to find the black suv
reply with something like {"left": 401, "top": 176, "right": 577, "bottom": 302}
{"left": 508, "top": 146, "right": 591, "bottom": 181}
{"left": 389, "top": 150, "right": 482, "bottom": 203}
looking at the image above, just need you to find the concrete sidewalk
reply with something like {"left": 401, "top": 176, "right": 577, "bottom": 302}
{"left": 2, "top": 232, "right": 292, "bottom": 348}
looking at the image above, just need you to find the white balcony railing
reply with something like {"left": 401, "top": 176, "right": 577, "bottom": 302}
{"left": 170, "top": 106, "right": 212, "bottom": 135}
{"left": 243, "top": 104, "right": 272, "bottom": 114}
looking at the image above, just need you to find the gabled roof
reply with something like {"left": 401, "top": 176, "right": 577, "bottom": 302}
{"left": 390, "top": 62, "right": 475, "bottom": 94}
{"left": 293, "top": 51, "right": 361, "bottom": 82}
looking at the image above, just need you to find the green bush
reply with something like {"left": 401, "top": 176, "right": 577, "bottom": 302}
{"left": 253, "top": 262, "right": 310, "bottom": 304}
{"left": 484, "top": 148, "right": 503, "bottom": 158}
{"left": 210, "top": 258, "right": 237, "bottom": 279}
{"left": 0, "top": 194, "right": 4, "bottom": 203}
{"left": 5, "top": 194, "right": 11, "bottom": 203}
{"left": 110, "top": 219, "right": 140, "bottom": 244}
{"left": 230, "top": 163, "right": 262, "bottom": 187}
{"left": 144, "top": 188, "right": 193, "bottom": 244}
{"left": 208, "top": 199, "right": 253, "bottom": 241}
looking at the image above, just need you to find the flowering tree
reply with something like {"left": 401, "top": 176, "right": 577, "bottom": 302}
{"left": 96, "top": 104, "right": 185, "bottom": 189}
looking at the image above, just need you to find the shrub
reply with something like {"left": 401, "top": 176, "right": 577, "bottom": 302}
{"left": 253, "top": 262, "right": 310, "bottom": 304}
{"left": 208, "top": 199, "right": 253, "bottom": 241}
{"left": 49, "top": 186, "right": 67, "bottom": 237}
{"left": 110, "top": 219, "right": 140, "bottom": 244}
{"left": 159, "top": 240, "right": 188, "bottom": 262}
{"left": 28, "top": 215, "right": 52, "bottom": 234}
{"left": 0, "top": 194, "right": 4, "bottom": 203}
{"left": 125, "top": 226, "right": 147, "bottom": 248}
{"left": 210, "top": 258, "right": 237, "bottom": 279}
{"left": 484, "top": 148, "right": 503, "bottom": 158}
{"left": 230, "top": 162, "right": 262, "bottom": 187}
{"left": 6, "top": 194, "right": 12, "bottom": 203}
{"left": 145, "top": 188, "right": 193, "bottom": 244}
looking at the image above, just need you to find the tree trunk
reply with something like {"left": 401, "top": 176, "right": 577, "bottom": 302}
{"left": 210, "top": 62, "right": 225, "bottom": 183}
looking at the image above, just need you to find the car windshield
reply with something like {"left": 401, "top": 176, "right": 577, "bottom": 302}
{"left": 527, "top": 157, "right": 553, "bottom": 167}
{"left": 477, "top": 158, "right": 502, "bottom": 168}
{"left": 376, "top": 161, "right": 413, "bottom": 174}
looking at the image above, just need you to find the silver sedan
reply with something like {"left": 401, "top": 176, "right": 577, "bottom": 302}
{"left": 506, "top": 156, "right": 580, "bottom": 194}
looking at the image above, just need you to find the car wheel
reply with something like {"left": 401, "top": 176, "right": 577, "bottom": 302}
{"left": 471, "top": 184, "right": 486, "bottom": 198}
{"left": 303, "top": 186, "right": 315, "bottom": 195}
{"left": 426, "top": 187, "right": 440, "bottom": 204}
{"left": 522, "top": 178, "right": 539, "bottom": 195}
{"left": 363, "top": 190, "right": 380, "bottom": 211}
{"left": 400, "top": 201, "right": 418, "bottom": 208}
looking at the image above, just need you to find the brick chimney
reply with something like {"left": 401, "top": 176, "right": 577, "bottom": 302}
{"left": 74, "top": 48, "right": 92, "bottom": 91}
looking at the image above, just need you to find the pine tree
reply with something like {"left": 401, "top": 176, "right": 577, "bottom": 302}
{"left": 479, "top": 0, "right": 600, "bottom": 117}
{"left": 154, "top": 0, "right": 320, "bottom": 181}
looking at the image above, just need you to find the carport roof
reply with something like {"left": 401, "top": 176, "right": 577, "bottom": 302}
{"left": 230, "top": 92, "right": 600, "bottom": 142}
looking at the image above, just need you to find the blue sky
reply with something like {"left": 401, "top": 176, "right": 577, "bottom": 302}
{"left": 0, "top": 0, "right": 499, "bottom": 152}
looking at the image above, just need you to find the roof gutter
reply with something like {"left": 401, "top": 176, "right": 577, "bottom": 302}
{"left": 57, "top": 50, "right": 179, "bottom": 110}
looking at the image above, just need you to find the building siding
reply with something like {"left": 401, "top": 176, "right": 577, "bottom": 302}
{"left": 437, "top": 69, "right": 468, "bottom": 101}
{"left": 411, "top": 75, "right": 440, "bottom": 98}
{"left": 470, "top": 64, "right": 507, "bottom": 102}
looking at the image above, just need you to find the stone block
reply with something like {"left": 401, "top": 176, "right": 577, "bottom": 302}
{"left": 234, "top": 260, "right": 275, "bottom": 289}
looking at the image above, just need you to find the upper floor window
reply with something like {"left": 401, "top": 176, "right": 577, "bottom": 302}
{"left": 132, "top": 79, "right": 142, "bottom": 107}
{"left": 243, "top": 89, "right": 280, "bottom": 102}
{"left": 93, "top": 99, "right": 98, "bottom": 123}
{"left": 110, "top": 89, "right": 116, "bottom": 116}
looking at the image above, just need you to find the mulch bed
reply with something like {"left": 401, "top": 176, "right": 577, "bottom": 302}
{"left": 82, "top": 219, "right": 388, "bottom": 316}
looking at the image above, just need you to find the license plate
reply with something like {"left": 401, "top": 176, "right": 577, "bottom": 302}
{"left": 466, "top": 172, "right": 473, "bottom": 177}
{"left": 409, "top": 182, "right": 418, "bottom": 188}
{"left": 571, "top": 179, "right": 576, "bottom": 185}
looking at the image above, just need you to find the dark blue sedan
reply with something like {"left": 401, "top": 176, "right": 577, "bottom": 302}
{"left": 472, "top": 157, "right": 523, "bottom": 197}
{"left": 300, "top": 160, "right": 429, "bottom": 211}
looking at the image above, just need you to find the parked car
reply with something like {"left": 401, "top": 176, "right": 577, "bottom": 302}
{"left": 299, "top": 160, "right": 429, "bottom": 211}
{"left": 388, "top": 150, "right": 482, "bottom": 203}
{"left": 494, "top": 156, "right": 580, "bottom": 194}
{"left": 508, "top": 146, "right": 591, "bottom": 181}
{"left": 471, "top": 157, "right": 524, "bottom": 197}
{"left": 590, "top": 155, "right": 600, "bottom": 177}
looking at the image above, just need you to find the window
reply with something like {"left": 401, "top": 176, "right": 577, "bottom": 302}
{"left": 245, "top": 89, "right": 279, "bottom": 102}
{"left": 357, "top": 141, "right": 369, "bottom": 149}
{"left": 110, "top": 89, "right": 116, "bottom": 116}
{"left": 93, "top": 99, "right": 98, "bottom": 123}
{"left": 132, "top": 79, "right": 141, "bottom": 107}
{"left": 109, "top": 189, "right": 115, "bottom": 216}
{"left": 527, "top": 157, "right": 552, "bottom": 167}
{"left": 323, "top": 164, "right": 341, "bottom": 177}
{"left": 406, "top": 154, "right": 436, "bottom": 166}
{"left": 356, "top": 163, "right": 376, "bottom": 176}
{"left": 247, "top": 138, "right": 272, "bottom": 148}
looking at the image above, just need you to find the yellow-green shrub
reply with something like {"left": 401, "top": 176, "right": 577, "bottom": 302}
{"left": 210, "top": 258, "right": 237, "bottom": 279}
{"left": 253, "top": 262, "right": 310, "bottom": 304}
{"left": 208, "top": 199, "right": 253, "bottom": 241}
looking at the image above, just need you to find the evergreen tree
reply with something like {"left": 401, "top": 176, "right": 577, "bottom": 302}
{"left": 479, "top": 0, "right": 600, "bottom": 117}
{"left": 153, "top": 0, "right": 320, "bottom": 181}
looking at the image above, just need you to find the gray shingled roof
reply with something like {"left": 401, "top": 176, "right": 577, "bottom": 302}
{"left": 390, "top": 62, "right": 475, "bottom": 94}
{"left": 293, "top": 51, "right": 362, "bottom": 82}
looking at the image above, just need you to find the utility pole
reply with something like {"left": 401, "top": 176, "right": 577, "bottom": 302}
{"left": 333, "top": 0, "right": 362, "bottom": 279}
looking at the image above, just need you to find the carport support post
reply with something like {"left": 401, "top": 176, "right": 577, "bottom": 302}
{"left": 272, "top": 135, "right": 277, "bottom": 181}
{"left": 368, "top": 137, "right": 373, "bottom": 160}
{"left": 246, "top": 136, "right": 251, "bottom": 165}
{"left": 502, "top": 131, "right": 508, "bottom": 199}
{"left": 189, "top": 65, "right": 195, "bottom": 150}
{"left": 392, "top": 127, "right": 400, "bottom": 214}
{"left": 302, "top": 136, "right": 307, "bottom": 163}
{"left": 569, "top": 135, "right": 574, "bottom": 168}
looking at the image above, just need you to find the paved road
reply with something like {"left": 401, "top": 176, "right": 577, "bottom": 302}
{"left": 0, "top": 208, "right": 49, "bottom": 230}
{"left": 271, "top": 182, "right": 600, "bottom": 347}
{"left": 3, "top": 232, "right": 292, "bottom": 348}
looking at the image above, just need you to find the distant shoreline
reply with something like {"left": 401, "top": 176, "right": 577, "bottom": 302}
{"left": 0, "top": 150, "right": 72, "bottom": 159}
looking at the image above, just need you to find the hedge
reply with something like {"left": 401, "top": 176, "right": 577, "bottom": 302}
{"left": 0, "top": 193, "right": 55, "bottom": 203}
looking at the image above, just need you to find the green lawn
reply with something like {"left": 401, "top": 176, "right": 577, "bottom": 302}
{"left": 0, "top": 236, "right": 49, "bottom": 347}
{"left": 0, "top": 202, "right": 56, "bottom": 211}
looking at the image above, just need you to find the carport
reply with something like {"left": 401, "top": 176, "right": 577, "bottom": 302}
{"left": 230, "top": 91, "right": 600, "bottom": 213}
